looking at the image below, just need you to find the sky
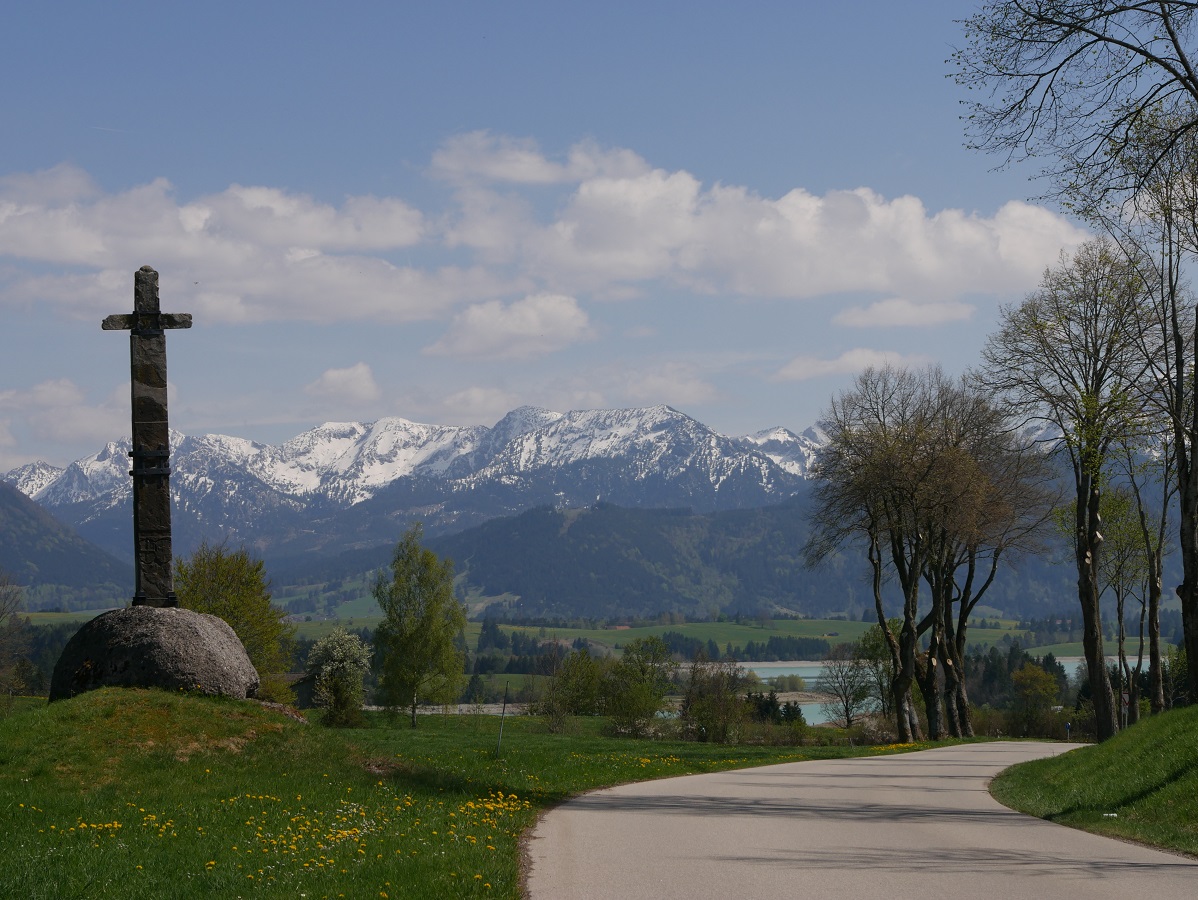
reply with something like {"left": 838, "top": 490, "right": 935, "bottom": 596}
{"left": 0, "top": 1, "right": 1091, "bottom": 472}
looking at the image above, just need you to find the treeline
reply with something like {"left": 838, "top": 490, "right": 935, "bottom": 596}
{"left": 650, "top": 630, "right": 830, "bottom": 662}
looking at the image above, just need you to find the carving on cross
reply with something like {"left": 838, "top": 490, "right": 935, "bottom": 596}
{"left": 103, "top": 266, "right": 192, "bottom": 607}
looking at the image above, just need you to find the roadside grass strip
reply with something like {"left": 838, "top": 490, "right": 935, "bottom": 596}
{"left": 991, "top": 705, "right": 1198, "bottom": 855}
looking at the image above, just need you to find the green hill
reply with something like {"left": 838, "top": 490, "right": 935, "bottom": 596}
{"left": 427, "top": 500, "right": 1077, "bottom": 622}
{"left": 0, "top": 480, "right": 130, "bottom": 608}
{"left": 0, "top": 688, "right": 868, "bottom": 898}
{"left": 991, "top": 705, "right": 1198, "bottom": 854}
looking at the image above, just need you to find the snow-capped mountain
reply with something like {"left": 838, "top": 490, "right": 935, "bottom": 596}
{"left": 3, "top": 405, "right": 825, "bottom": 562}
{"left": 734, "top": 424, "right": 827, "bottom": 478}
{"left": 3, "top": 460, "right": 65, "bottom": 500}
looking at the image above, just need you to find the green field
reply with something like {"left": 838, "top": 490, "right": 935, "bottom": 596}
{"left": 27, "top": 609, "right": 1041, "bottom": 659}
{"left": 24, "top": 610, "right": 110, "bottom": 626}
{"left": 500, "top": 618, "right": 870, "bottom": 652}
{"left": 1025, "top": 641, "right": 1085, "bottom": 658}
{"left": 0, "top": 689, "right": 904, "bottom": 899}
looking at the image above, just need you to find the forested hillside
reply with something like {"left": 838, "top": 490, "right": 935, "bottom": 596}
{"left": 0, "top": 481, "right": 129, "bottom": 609}
{"left": 427, "top": 499, "right": 1078, "bottom": 621}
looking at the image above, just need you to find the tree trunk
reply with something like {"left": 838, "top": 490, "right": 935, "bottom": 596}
{"left": 1148, "top": 550, "right": 1166, "bottom": 714}
{"left": 916, "top": 648, "right": 945, "bottom": 740}
{"left": 1179, "top": 481, "right": 1198, "bottom": 704}
{"left": 941, "top": 647, "right": 961, "bottom": 740}
{"left": 1079, "top": 484, "right": 1119, "bottom": 740}
{"left": 890, "top": 673, "right": 912, "bottom": 743}
{"left": 948, "top": 625, "right": 974, "bottom": 738}
{"left": 410, "top": 690, "right": 418, "bottom": 728}
{"left": 1116, "top": 588, "right": 1128, "bottom": 731}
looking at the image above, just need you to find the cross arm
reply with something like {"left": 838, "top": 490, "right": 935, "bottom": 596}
{"left": 103, "top": 313, "right": 193, "bottom": 332}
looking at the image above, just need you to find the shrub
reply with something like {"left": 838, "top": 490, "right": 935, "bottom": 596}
{"left": 308, "top": 628, "right": 372, "bottom": 727}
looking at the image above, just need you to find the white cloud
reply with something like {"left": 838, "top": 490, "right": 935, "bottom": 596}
{"left": 0, "top": 140, "right": 1088, "bottom": 332}
{"left": 0, "top": 163, "right": 99, "bottom": 204}
{"left": 772, "top": 349, "right": 932, "bottom": 382}
{"left": 303, "top": 363, "right": 381, "bottom": 404}
{"left": 425, "top": 293, "right": 593, "bottom": 359}
{"left": 512, "top": 177, "right": 1090, "bottom": 299}
{"left": 440, "top": 386, "right": 521, "bottom": 420}
{"left": 619, "top": 362, "right": 718, "bottom": 407}
{"left": 0, "top": 166, "right": 510, "bottom": 325}
{"left": 431, "top": 131, "right": 650, "bottom": 185}
{"left": 0, "top": 378, "right": 125, "bottom": 452}
{"left": 832, "top": 297, "right": 975, "bottom": 327}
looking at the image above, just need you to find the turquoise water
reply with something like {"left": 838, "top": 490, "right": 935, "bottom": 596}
{"left": 746, "top": 662, "right": 828, "bottom": 724}
{"left": 747, "top": 657, "right": 1091, "bottom": 727}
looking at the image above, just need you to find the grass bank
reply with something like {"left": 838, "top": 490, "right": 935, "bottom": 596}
{"left": 991, "top": 705, "right": 1198, "bottom": 855}
{"left": 0, "top": 689, "right": 920, "bottom": 899}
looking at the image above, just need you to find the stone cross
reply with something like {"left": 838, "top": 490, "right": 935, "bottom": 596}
{"left": 102, "top": 266, "right": 192, "bottom": 607}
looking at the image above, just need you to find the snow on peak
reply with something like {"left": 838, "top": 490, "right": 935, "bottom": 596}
{"left": 14, "top": 406, "right": 829, "bottom": 513}
{"left": 2, "top": 461, "right": 64, "bottom": 500}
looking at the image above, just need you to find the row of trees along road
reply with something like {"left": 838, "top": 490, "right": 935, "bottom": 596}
{"left": 952, "top": 1, "right": 1198, "bottom": 738}
{"left": 805, "top": 366, "right": 1058, "bottom": 742}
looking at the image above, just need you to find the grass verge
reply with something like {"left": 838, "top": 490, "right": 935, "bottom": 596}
{"left": 990, "top": 704, "right": 1198, "bottom": 855}
{"left": 1, "top": 689, "right": 923, "bottom": 899}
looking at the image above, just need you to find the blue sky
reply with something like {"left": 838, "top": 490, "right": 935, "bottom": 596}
{"left": 0, "top": 1, "right": 1089, "bottom": 471}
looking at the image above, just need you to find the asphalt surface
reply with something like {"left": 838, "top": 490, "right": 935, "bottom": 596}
{"left": 525, "top": 742, "right": 1198, "bottom": 899}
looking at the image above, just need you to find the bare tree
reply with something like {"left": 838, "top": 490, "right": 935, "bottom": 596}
{"left": 980, "top": 238, "right": 1151, "bottom": 739}
{"left": 1112, "top": 120, "right": 1198, "bottom": 704}
{"left": 816, "top": 643, "right": 875, "bottom": 730}
{"left": 931, "top": 393, "right": 1059, "bottom": 737}
{"left": 806, "top": 366, "right": 930, "bottom": 742}
{"left": 953, "top": 2, "right": 1198, "bottom": 206}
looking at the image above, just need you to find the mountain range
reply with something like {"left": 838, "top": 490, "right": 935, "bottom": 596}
{"left": 2, "top": 405, "right": 1083, "bottom": 620}
{"left": 4, "top": 405, "right": 825, "bottom": 569}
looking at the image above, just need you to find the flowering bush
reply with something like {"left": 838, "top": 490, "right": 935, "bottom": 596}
{"left": 308, "top": 628, "right": 372, "bottom": 727}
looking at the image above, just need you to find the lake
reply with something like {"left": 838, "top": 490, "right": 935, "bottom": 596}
{"left": 746, "top": 661, "right": 830, "bottom": 724}
{"left": 745, "top": 657, "right": 1090, "bottom": 726}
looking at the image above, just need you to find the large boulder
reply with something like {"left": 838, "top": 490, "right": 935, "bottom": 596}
{"left": 50, "top": 606, "right": 260, "bottom": 701}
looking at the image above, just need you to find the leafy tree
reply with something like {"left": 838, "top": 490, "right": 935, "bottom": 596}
{"left": 373, "top": 524, "right": 466, "bottom": 727}
{"left": 858, "top": 620, "right": 900, "bottom": 717}
{"left": 307, "top": 627, "right": 372, "bottom": 727}
{"left": 1011, "top": 663, "right": 1061, "bottom": 737}
{"left": 980, "top": 239, "right": 1150, "bottom": 739}
{"left": 680, "top": 656, "right": 749, "bottom": 743}
{"left": 604, "top": 636, "right": 676, "bottom": 736}
{"left": 175, "top": 542, "right": 296, "bottom": 703}
{"left": 815, "top": 643, "right": 874, "bottom": 729}
{"left": 953, "top": 0, "right": 1198, "bottom": 710}
{"left": 1094, "top": 487, "right": 1153, "bottom": 726}
{"left": 533, "top": 647, "right": 612, "bottom": 732}
{"left": 806, "top": 366, "right": 1053, "bottom": 740}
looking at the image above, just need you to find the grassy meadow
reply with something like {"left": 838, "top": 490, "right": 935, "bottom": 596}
{"left": 992, "top": 704, "right": 1198, "bottom": 854}
{"left": 0, "top": 689, "right": 913, "bottom": 899}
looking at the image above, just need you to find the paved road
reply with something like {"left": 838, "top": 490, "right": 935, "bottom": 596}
{"left": 525, "top": 742, "right": 1198, "bottom": 899}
